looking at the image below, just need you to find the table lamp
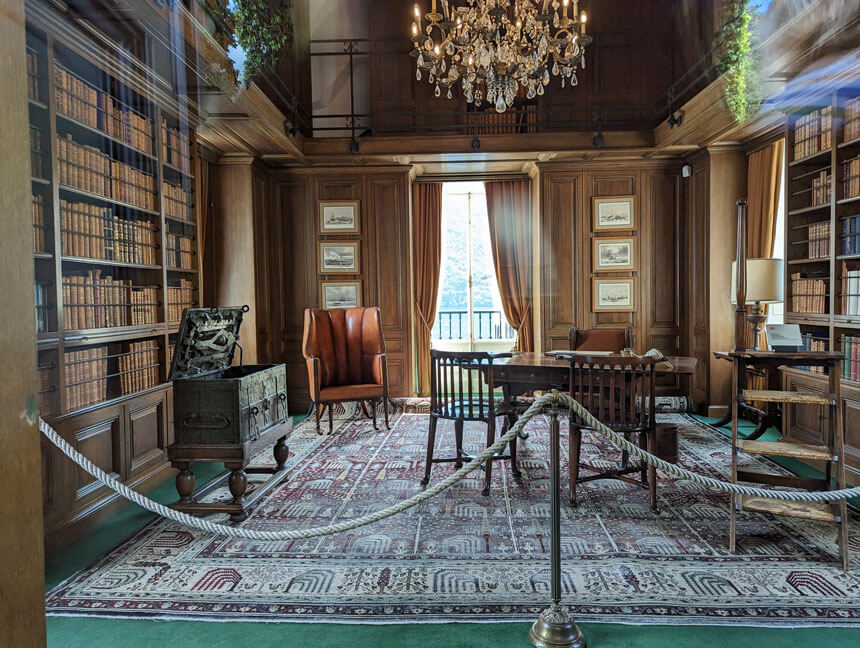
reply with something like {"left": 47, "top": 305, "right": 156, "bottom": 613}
{"left": 731, "top": 258, "right": 785, "bottom": 350}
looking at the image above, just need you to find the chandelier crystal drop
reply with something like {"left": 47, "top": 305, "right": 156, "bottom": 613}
{"left": 410, "top": 0, "right": 592, "bottom": 113}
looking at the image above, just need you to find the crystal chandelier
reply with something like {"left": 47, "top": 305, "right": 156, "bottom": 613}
{"left": 410, "top": 0, "right": 592, "bottom": 113}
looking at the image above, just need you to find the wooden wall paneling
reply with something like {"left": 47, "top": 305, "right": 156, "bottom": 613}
{"left": 706, "top": 146, "right": 747, "bottom": 412}
{"left": 540, "top": 171, "right": 581, "bottom": 350}
{"left": 272, "top": 175, "right": 314, "bottom": 412}
{"left": 253, "top": 166, "right": 273, "bottom": 363}
{"left": 212, "top": 157, "right": 260, "bottom": 363}
{"left": 687, "top": 151, "right": 711, "bottom": 405}
{"left": 369, "top": 0, "right": 416, "bottom": 133}
{"left": 0, "top": 4, "right": 47, "bottom": 637}
{"left": 841, "top": 393, "right": 860, "bottom": 484}
{"left": 268, "top": 168, "right": 413, "bottom": 411}
{"left": 52, "top": 404, "right": 125, "bottom": 520}
{"left": 644, "top": 169, "right": 681, "bottom": 351}
{"left": 540, "top": 162, "right": 683, "bottom": 376}
{"left": 583, "top": 172, "right": 639, "bottom": 344}
{"left": 127, "top": 388, "right": 169, "bottom": 479}
{"left": 364, "top": 173, "right": 413, "bottom": 397}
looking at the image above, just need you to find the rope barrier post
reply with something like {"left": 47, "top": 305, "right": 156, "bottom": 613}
{"left": 529, "top": 390, "right": 586, "bottom": 648}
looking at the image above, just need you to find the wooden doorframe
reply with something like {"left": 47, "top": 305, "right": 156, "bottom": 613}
{"left": 0, "top": 0, "right": 48, "bottom": 644}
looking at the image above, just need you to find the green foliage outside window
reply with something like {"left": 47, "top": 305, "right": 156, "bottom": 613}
{"left": 716, "top": 0, "right": 763, "bottom": 123}
{"left": 199, "top": 0, "right": 293, "bottom": 85}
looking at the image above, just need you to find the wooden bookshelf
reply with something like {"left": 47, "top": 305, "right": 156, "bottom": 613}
{"left": 782, "top": 80, "right": 860, "bottom": 483}
{"left": 25, "top": 12, "right": 202, "bottom": 546}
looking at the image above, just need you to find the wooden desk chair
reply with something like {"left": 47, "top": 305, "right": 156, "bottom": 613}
{"left": 569, "top": 326, "right": 633, "bottom": 352}
{"left": 567, "top": 355, "right": 658, "bottom": 512}
{"left": 422, "top": 350, "right": 519, "bottom": 496}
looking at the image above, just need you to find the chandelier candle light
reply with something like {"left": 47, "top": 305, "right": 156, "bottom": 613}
{"left": 411, "top": 0, "right": 592, "bottom": 113}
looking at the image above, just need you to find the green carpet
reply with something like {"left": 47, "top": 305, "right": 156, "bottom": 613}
{"left": 45, "top": 415, "right": 860, "bottom": 648}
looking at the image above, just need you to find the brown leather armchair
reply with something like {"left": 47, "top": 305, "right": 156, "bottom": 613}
{"left": 568, "top": 327, "right": 633, "bottom": 352}
{"left": 302, "top": 307, "right": 390, "bottom": 434}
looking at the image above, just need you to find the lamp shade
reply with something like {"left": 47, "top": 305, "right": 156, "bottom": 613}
{"left": 731, "top": 258, "right": 785, "bottom": 304}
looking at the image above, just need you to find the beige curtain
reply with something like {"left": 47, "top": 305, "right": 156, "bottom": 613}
{"left": 744, "top": 139, "right": 785, "bottom": 349}
{"left": 485, "top": 179, "right": 534, "bottom": 352}
{"left": 413, "top": 182, "right": 443, "bottom": 396}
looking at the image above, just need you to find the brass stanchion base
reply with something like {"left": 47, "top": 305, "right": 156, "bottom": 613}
{"left": 529, "top": 605, "right": 586, "bottom": 648}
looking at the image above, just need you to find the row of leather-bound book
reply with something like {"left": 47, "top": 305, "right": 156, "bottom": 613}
{"left": 54, "top": 62, "right": 155, "bottom": 155}
{"left": 62, "top": 271, "right": 158, "bottom": 330}
{"left": 57, "top": 134, "right": 157, "bottom": 211}
{"left": 60, "top": 199, "right": 158, "bottom": 265}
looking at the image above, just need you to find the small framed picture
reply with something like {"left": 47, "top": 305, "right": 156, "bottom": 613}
{"left": 592, "top": 236, "right": 636, "bottom": 272}
{"left": 593, "top": 195, "right": 636, "bottom": 232}
{"left": 319, "top": 241, "right": 360, "bottom": 274}
{"left": 321, "top": 280, "right": 362, "bottom": 309}
{"left": 593, "top": 278, "right": 635, "bottom": 312}
{"left": 319, "top": 200, "right": 360, "bottom": 234}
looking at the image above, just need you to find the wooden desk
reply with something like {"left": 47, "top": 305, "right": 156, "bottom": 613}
{"left": 491, "top": 353, "right": 695, "bottom": 445}
{"left": 492, "top": 352, "right": 695, "bottom": 395}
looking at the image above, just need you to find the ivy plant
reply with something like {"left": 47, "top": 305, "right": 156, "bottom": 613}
{"left": 199, "top": 0, "right": 294, "bottom": 84}
{"left": 716, "top": 0, "right": 762, "bottom": 123}
{"left": 234, "top": 0, "right": 294, "bottom": 82}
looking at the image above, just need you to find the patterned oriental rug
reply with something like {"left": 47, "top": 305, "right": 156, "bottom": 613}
{"left": 46, "top": 401, "right": 860, "bottom": 626}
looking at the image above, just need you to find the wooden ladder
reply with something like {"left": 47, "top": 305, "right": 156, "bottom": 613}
{"left": 729, "top": 352, "right": 849, "bottom": 569}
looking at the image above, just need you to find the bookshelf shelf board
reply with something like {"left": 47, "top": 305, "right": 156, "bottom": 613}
{"left": 833, "top": 318, "right": 860, "bottom": 328}
{"left": 786, "top": 313, "right": 831, "bottom": 320}
{"left": 837, "top": 195, "right": 860, "bottom": 206}
{"left": 28, "top": 98, "right": 48, "bottom": 111}
{"left": 58, "top": 185, "right": 161, "bottom": 217}
{"left": 838, "top": 136, "right": 860, "bottom": 149}
{"left": 790, "top": 165, "right": 833, "bottom": 181}
{"left": 837, "top": 254, "right": 860, "bottom": 261}
{"left": 167, "top": 267, "right": 197, "bottom": 274}
{"left": 31, "top": 176, "right": 50, "bottom": 186}
{"left": 60, "top": 255, "right": 161, "bottom": 270}
{"left": 162, "top": 161, "right": 194, "bottom": 179}
{"left": 37, "top": 334, "right": 60, "bottom": 347}
{"left": 165, "top": 215, "right": 196, "bottom": 227}
{"left": 787, "top": 257, "right": 830, "bottom": 265}
{"left": 789, "top": 149, "right": 832, "bottom": 167}
{"left": 34, "top": 252, "right": 54, "bottom": 260}
{"left": 57, "top": 382, "right": 169, "bottom": 420}
{"left": 785, "top": 314, "right": 831, "bottom": 325}
{"left": 62, "top": 324, "right": 167, "bottom": 346}
{"left": 56, "top": 113, "right": 156, "bottom": 164}
{"left": 788, "top": 204, "right": 832, "bottom": 217}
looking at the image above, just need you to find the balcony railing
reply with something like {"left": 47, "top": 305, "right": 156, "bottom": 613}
{"left": 432, "top": 310, "right": 515, "bottom": 341}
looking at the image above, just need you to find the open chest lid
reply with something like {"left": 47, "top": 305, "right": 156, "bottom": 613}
{"left": 169, "top": 306, "right": 247, "bottom": 380}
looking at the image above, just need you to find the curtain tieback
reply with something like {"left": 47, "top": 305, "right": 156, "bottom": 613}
{"left": 416, "top": 306, "right": 434, "bottom": 332}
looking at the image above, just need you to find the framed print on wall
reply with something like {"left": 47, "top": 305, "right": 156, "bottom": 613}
{"left": 319, "top": 241, "right": 360, "bottom": 274}
{"left": 321, "top": 280, "right": 363, "bottom": 309}
{"left": 319, "top": 200, "right": 360, "bottom": 234}
{"left": 592, "top": 278, "right": 635, "bottom": 312}
{"left": 592, "top": 236, "right": 636, "bottom": 272}
{"left": 592, "top": 195, "right": 636, "bottom": 232}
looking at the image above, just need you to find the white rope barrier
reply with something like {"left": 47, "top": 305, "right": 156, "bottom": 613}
{"left": 39, "top": 392, "right": 860, "bottom": 540}
{"left": 561, "top": 393, "right": 860, "bottom": 503}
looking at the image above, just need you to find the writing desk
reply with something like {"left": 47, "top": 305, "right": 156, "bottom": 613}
{"left": 492, "top": 352, "right": 695, "bottom": 395}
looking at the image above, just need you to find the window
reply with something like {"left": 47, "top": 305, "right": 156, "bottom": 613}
{"left": 431, "top": 181, "right": 514, "bottom": 351}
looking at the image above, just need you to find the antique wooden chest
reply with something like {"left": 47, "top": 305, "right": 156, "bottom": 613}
{"left": 169, "top": 306, "right": 288, "bottom": 445}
